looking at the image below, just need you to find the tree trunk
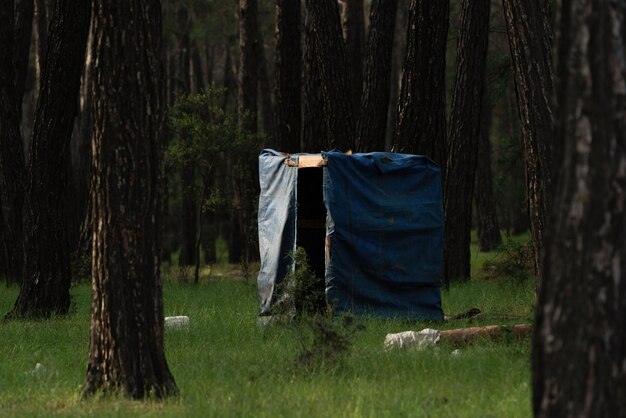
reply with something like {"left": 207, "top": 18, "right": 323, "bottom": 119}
{"left": 84, "top": 0, "right": 178, "bottom": 398}
{"left": 384, "top": 0, "right": 408, "bottom": 151}
{"left": 179, "top": 164, "right": 197, "bottom": 266}
{"left": 0, "top": 1, "right": 26, "bottom": 285}
{"left": 302, "top": 0, "right": 327, "bottom": 152}
{"left": 33, "top": 0, "right": 47, "bottom": 94}
{"left": 71, "top": 23, "right": 94, "bottom": 257}
{"left": 392, "top": 0, "right": 449, "bottom": 166}
{"left": 176, "top": 1, "right": 197, "bottom": 267}
{"left": 238, "top": 0, "right": 259, "bottom": 133}
{"left": 474, "top": 94, "right": 502, "bottom": 252}
{"left": 356, "top": 0, "right": 398, "bottom": 152}
{"left": 274, "top": 0, "right": 301, "bottom": 153}
{"left": 444, "top": 0, "right": 491, "bottom": 285}
{"left": 257, "top": 32, "right": 274, "bottom": 137}
{"left": 341, "top": 0, "right": 365, "bottom": 119}
{"left": 8, "top": 0, "right": 91, "bottom": 318}
{"left": 13, "top": 0, "right": 34, "bottom": 117}
{"left": 304, "top": 0, "right": 355, "bottom": 151}
{"left": 502, "top": 0, "right": 553, "bottom": 286}
{"left": 533, "top": 2, "right": 626, "bottom": 415}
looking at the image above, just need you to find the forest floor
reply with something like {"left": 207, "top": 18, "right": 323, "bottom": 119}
{"left": 0, "top": 234, "right": 534, "bottom": 417}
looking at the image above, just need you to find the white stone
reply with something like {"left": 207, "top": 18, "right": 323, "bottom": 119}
{"left": 165, "top": 316, "right": 190, "bottom": 330}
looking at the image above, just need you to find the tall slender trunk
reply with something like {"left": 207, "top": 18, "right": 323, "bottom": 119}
{"left": 393, "top": 0, "right": 449, "bottom": 166}
{"left": 444, "top": 0, "right": 491, "bottom": 284}
{"left": 0, "top": 1, "right": 26, "bottom": 285}
{"left": 502, "top": 0, "right": 553, "bottom": 286}
{"left": 304, "top": 0, "right": 355, "bottom": 151}
{"left": 9, "top": 0, "right": 91, "bottom": 318}
{"left": 356, "top": 0, "right": 398, "bottom": 152}
{"left": 238, "top": 0, "right": 259, "bottom": 133}
{"left": 302, "top": 0, "right": 327, "bottom": 152}
{"left": 257, "top": 33, "right": 274, "bottom": 137}
{"left": 176, "top": 1, "right": 197, "bottom": 267}
{"left": 384, "top": 0, "right": 408, "bottom": 151}
{"left": 341, "top": 0, "right": 365, "bottom": 119}
{"left": 14, "top": 0, "right": 34, "bottom": 118}
{"left": 274, "top": 0, "right": 301, "bottom": 153}
{"left": 84, "top": 0, "right": 177, "bottom": 398}
{"left": 474, "top": 93, "right": 502, "bottom": 252}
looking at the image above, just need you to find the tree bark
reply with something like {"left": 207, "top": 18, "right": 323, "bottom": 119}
{"left": 84, "top": 0, "right": 178, "bottom": 398}
{"left": 304, "top": 0, "right": 355, "bottom": 151}
{"left": 13, "top": 0, "right": 34, "bottom": 116}
{"left": 0, "top": 1, "right": 26, "bottom": 285}
{"left": 341, "top": 0, "right": 365, "bottom": 119}
{"left": 444, "top": 0, "right": 491, "bottom": 285}
{"left": 175, "top": 1, "right": 197, "bottom": 267}
{"left": 384, "top": 0, "right": 408, "bottom": 151}
{"left": 8, "top": 0, "right": 91, "bottom": 318}
{"left": 274, "top": 0, "right": 301, "bottom": 153}
{"left": 533, "top": 1, "right": 626, "bottom": 415}
{"left": 238, "top": 0, "right": 259, "bottom": 133}
{"left": 257, "top": 32, "right": 274, "bottom": 137}
{"left": 33, "top": 0, "right": 47, "bottom": 96}
{"left": 302, "top": 0, "right": 327, "bottom": 152}
{"left": 356, "top": 0, "right": 398, "bottom": 152}
{"left": 392, "top": 0, "right": 449, "bottom": 166}
{"left": 474, "top": 94, "right": 502, "bottom": 252}
{"left": 502, "top": 0, "right": 553, "bottom": 286}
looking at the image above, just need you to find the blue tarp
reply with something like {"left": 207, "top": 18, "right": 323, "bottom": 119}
{"left": 257, "top": 149, "right": 444, "bottom": 320}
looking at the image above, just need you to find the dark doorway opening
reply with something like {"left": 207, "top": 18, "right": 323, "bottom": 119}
{"left": 296, "top": 167, "right": 326, "bottom": 287}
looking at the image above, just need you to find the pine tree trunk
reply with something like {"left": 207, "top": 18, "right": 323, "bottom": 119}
{"left": 304, "top": 0, "right": 355, "bottom": 151}
{"left": 33, "top": 0, "right": 47, "bottom": 98}
{"left": 341, "top": 0, "right": 365, "bottom": 119}
{"left": 502, "top": 0, "right": 553, "bottom": 286}
{"left": 257, "top": 33, "right": 274, "bottom": 137}
{"left": 238, "top": 0, "right": 259, "bottom": 133}
{"left": 179, "top": 164, "right": 197, "bottom": 266}
{"left": 8, "top": 0, "right": 90, "bottom": 318}
{"left": 444, "top": 0, "right": 491, "bottom": 285}
{"left": 356, "top": 0, "right": 398, "bottom": 152}
{"left": 393, "top": 0, "right": 449, "bottom": 166}
{"left": 533, "top": 2, "right": 626, "bottom": 415}
{"left": 302, "top": 0, "right": 327, "bottom": 152}
{"left": 84, "top": 0, "right": 177, "bottom": 398}
{"left": 274, "top": 0, "right": 301, "bottom": 153}
{"left": 0, "top": 2, "right": 26, "bottom": 285}
{"left": 176, "top": 1, "right": 197, "bottom": 267}
{"left": 384, "top": 0, "right": 408, "bottom": 151}
{"left": 474, "top": 95, "right": 502, "bottom": 252}
{"left": 13, "top": 0, "right": 34, "bottom": 116}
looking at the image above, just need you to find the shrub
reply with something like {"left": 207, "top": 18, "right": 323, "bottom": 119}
{"left": 481, "top": 239, "right": 534, "bottom": 282}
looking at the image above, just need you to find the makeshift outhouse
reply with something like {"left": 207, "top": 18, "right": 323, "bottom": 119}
{"left": 257, "top": 149, "right": 444, "bottom": 320}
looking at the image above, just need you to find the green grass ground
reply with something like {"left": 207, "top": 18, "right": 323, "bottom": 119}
{"left": 0, "top": 237, "right": 534, "bottom": 417}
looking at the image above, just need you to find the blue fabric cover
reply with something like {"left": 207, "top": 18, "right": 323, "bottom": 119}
{"left": 256, "top": 149, "right": 444, "bottom": 320}
{"left": 323, "top": 151, "right": 443, "bottom": 320}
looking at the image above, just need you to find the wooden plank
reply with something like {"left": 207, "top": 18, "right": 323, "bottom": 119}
{"left": 297, "top": 155, "right": 326, "bottom": 168}
{"left": 283, "top": 154, "right": 327, "bottom": 168}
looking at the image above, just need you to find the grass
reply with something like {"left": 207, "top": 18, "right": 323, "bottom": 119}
{"left": 0, "top": 236, "right": 534, "bottom": 417}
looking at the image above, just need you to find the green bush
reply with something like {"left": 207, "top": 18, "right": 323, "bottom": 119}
{"left": 480, "top": 239, "right": 534, "bottom": 282}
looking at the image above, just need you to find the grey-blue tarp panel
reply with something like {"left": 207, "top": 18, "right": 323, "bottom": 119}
{"left": 323, "top": 151, "right": 444, "bottom": 320}
{"left": 257, "top": 150, "right": 297, "bottom": 315}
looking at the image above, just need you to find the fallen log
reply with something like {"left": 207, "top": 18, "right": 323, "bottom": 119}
{"left": 384, "top": 324, "right": 532, "bottom": 350}
{"left": 439, "top": 324, "right": 531, "bottom": 346}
